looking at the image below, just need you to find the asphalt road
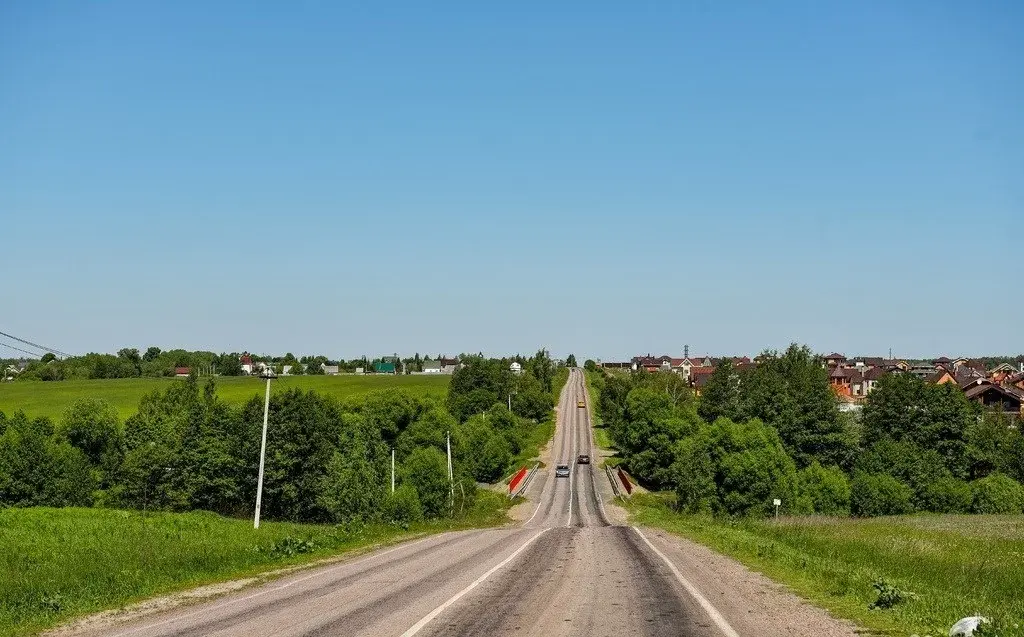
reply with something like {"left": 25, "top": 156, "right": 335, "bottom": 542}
{"left": 82, "top": 369, "right": 735, "bottom": 637}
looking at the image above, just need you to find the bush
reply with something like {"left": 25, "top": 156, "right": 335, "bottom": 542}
{"left": 796, "top": 462, "right": 851, "bottom": 515}
{"left": 920, "top": 476, "right": 973, "bottom": 513}
{"left": 383, "top": 483, "right": 424, "bottom": 525}
{"left": 403, "top": 447, "right": 451, "bottom": 518}
{"left": 850, "top": 473, "right": 914, "bottom": 517}
{"left": 970, "top": 473, "right": 1024, "bottom": 514}
{"left": 673, "top": 418, "right": 797, "bottom": 516}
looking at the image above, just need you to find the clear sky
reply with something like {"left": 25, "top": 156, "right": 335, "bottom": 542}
{"left": 2, "top": 1, "right": 1022, "bottom": 361}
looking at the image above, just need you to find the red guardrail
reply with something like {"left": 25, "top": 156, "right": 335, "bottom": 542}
{"left": 508, "top": 467, "right": 528, "bottom": 494}
{"left": 617, "top": 468, "right": 633, "bottom": 495}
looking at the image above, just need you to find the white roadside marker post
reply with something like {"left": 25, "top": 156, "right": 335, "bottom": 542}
{"left": 773, "top": 498, "right": 781, "bottom": 519}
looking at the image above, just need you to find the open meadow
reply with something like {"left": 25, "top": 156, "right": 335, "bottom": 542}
{"left": 0, "top": 495, "right": 509, "bottom": 637}
{"left": 0, "top": 374, "right": 451, "bottom": 420}
{"left": 629, "top": 494, "right": 1024, "bottom": 636}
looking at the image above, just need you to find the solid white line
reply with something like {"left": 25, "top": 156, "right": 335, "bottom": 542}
{"left": 632, "top": 527, "right": 741, "bottom": 637}
{"left": 400, "top": 529, "right": 549, "bottom": 636}
{"left": 108, "top": 533, "right": 446, "bottom": 637}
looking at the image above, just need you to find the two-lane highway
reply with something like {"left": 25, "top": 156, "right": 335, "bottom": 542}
{"left": 77, "top": 369, "right": 733, "bottom": 637}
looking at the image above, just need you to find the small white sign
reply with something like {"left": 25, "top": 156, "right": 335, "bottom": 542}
{"left": 773, "top": 498, "right": 781, "bottom": 506}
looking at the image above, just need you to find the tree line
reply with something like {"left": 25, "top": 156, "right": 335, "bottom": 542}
{"left": 594, "top": 344, "right": 1024, "bottom": 517}
{"left": 0, "top": 354, "right": 557, "bottom": 524}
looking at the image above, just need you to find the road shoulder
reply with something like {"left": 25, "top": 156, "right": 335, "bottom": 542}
{"left": 639, "top": 526, "right": 861, "bottom": 637}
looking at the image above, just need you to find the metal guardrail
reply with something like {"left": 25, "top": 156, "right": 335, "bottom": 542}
{"left": 509, "top": 462, "right": 540, "bottom": 499}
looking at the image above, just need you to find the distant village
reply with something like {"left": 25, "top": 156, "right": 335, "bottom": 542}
{"left": 600, "top": 347, "right": 1024, "bottom": 416}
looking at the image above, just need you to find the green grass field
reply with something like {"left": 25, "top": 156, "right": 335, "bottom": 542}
{"left": 0, "top": 375, "right": 451, "bottom": 420}
{"left": 628, "top": 494, "right": 1024, "bottom": 636}
{"left": 0, "top": 494, "right": 509, "bottom": 637}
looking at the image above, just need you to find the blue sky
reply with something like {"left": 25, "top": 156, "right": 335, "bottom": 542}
{"left": 2, "top": 1, "right": 1021, "bottom": 361}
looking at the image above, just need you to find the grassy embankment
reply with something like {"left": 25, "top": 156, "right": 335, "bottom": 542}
{"left": 0, "top": 492, "right": 510, "bottom": 637}
{"left": 628, "top": 494, "right": 1024, "bottom": 636}
{"left": 0, "top": 375, "right": 451, "bottom": 420}
{"left": 583, "top": 370, "right": 619, "bottom": 465}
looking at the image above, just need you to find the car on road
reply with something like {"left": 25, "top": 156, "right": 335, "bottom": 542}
{"left": 555, "top": 464, "right": 570, "bottom": 478}
{"left": 577, "top": 454, "right": 590, "bottom": 464}
{"left": 577, "top": 400, "right": 586, "bottom": 408}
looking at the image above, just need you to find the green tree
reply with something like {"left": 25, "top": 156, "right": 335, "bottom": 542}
{"left": 740, "top": 346, "right": 855, "bottom": 469}
{"left": 41, "top": 352, "right": 57, "bottom": 364}
{"left": 673, "top": 417, "right": 798, "bottom": 516}
{"left": 584, "top": 359, "right": 598, "bottom": 373}
{"left": 566, "top": 354, "right": 577, "bottom": 367}
{"left": 59, "top": 399, "right": 124, "bottom": 490}
{"left": 862, "top": 374, "right": 975, "bottom": 478}
{"left": 403, "top": 447, "right": 451, "bottom": 518}
{"left": 143, "top": 346, "right": 162, "bottom": 362}
{"left": 698, "top": 359, "right": 741, "bottom": 422}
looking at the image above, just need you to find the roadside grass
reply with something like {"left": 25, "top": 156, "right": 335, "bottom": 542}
{"left": 0, "top": 375, "right": 451, "bottom": 420}
{"left": 0, "top": 493, "right": 510, "bottom": 637}
{"left": 513, "top": 417, "right": 555, "bottom": 469}
{"left": 627, "top": 494, "right": 1024, "bottom": 636}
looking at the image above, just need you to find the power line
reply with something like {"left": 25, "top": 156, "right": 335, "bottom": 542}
{"left": 0, "top": 330, "right": 71, "bottom": 358}
{"left": 0, "top": 341, "right": 41, "bottom": 358}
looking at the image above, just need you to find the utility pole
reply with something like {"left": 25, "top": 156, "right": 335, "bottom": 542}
{"left": 254, "top": 370, "right": 276, "bottom": 529}
{"left": 391, "top": 448, "right": 396, "bottom": 494}
{"left": 446, "top": 430, "right": 454, "bottom": 512}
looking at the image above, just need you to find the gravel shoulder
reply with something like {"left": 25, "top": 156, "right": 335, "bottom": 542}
{"left": 640, "top": 526, "right": 863, "bottom": 637}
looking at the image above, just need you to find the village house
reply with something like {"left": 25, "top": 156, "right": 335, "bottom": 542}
{"left": 963, "top": 382, "right": 1024, "bottom": 416}
{"left": 320, "top": 363, "right": 340, "bottom": 375}
{"left": 421, "top": 359, "right": 442, "bottom": 374}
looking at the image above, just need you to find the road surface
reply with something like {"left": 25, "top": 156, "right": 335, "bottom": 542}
{"left": 73, "top": 369, "right": 788, "bottom": 637}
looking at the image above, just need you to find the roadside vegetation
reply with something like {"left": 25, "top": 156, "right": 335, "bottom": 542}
{"left": 0, "top": 351, "right": 562, "bottom": 634}
{"left": 583, "top": 365, "right": 617, "bottom": 458}
{"left": 592, "top": 344, "right": 1023, "bottom": 633}
{"left": 628, "top": 494, "right": 1024, "bottom": 636}
{"left": 0, "top": 496, "right": 510, "bottom": 636}
{"left": 0, "top": 374, "right": 451, "bottom": 420}
{"left": 593, "top": 345, "right": 1024, "bottom": 518}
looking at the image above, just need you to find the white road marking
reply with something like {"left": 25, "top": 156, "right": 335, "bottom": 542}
{"left": 632, "top": 527, "right": 741, "bottom": 637}
{"left": 523, "top": 468, "right": 548, "bottom": 526}
{"left": 400, "top": 529, "right": 549, "bottom": 636}
{"left": 107, "top": 533, "right": 448, "bottom": 637}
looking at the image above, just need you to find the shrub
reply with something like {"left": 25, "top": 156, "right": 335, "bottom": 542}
{"left": 850, "top": 473, "right": 914, "bottom": 517}
{"left": 383, "top": 483, "right": 423, "bottom": 525}
{"left": 673, "top": 418, "right": 797, "bottom": 516}
{"left": 796, "top": 462, "right": 851, "bottom": 515}
{"left": 403, "top": 447, "right": 451, "bottom": 518}
{"left": 970, "top": 473, "right": 1024, "bottom": 514}
{"left": 920, "top": 476, "right": 973, "bottom": 513}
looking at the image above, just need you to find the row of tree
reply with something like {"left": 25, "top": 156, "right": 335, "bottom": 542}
{"left": 594, "top": 344, "right": 1024, "bottom": 517}
{"left": 0, "top": 354, "right": 558, "bottom": 523}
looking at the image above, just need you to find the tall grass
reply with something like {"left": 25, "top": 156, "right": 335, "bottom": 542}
{"left": 0, "top": 375, "right": 451, "bottom": 420}
{"left": 628, "top": 494, "right": 1024, "bottom": 636}
{"left": 0, "top": 494, "right": 509, "bottom": 636}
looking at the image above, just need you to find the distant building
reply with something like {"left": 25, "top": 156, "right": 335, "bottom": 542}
{"left": 422, "top": 359, "right": 442, "bottom": 374}
{"left": 240, "top": 354, "right": 254, "bottom": 375}
{"left": 510, "top": 361, "right": 522, "bottom": 375}
{"left": 174, "top": 367, "right": 191, "bottom": 377}
{"left": 321, "top": 363, "right": 340, "bottom": 375}
{"left": 440, "top": 358, "right": 461, "bottom": 374}
{"left": 374, "top": 361, "right": 396, "bottom": 374}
